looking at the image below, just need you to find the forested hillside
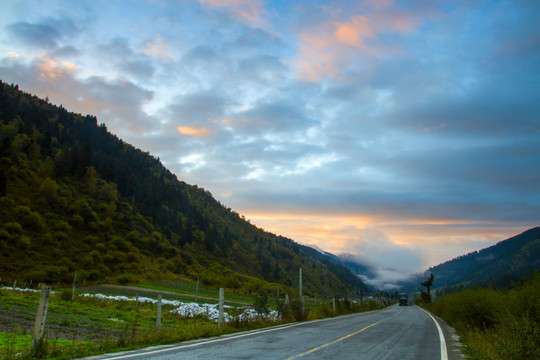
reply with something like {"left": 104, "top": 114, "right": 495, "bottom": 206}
{"left": 403, "top": 227, "right": 540, "bottom": 293}
{"left": 0, "top": 81, "right": 368, "bottom": 296}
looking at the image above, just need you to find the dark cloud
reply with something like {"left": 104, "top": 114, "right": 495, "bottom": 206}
{"left": 6, "top": 18, "right": 77, "bottom": 50}
{"left": 7, "top": 21, "right": 61, "bottom": 49}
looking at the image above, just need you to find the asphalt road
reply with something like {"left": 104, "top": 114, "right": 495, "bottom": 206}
{"left": 84, "top": 305, "right": 451, "bottom": 360}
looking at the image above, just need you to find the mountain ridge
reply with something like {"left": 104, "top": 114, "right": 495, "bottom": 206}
{"left": 400, "top": 227, "right": 540, "bottom": 292}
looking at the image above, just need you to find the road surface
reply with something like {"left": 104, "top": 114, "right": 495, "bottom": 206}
{"left": 84, "top": 305, "right": 456, "bottom": 360}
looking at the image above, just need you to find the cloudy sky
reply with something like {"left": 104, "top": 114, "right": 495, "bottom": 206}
{"left": 1, "top": 0, "right": 539, "bottom": 288}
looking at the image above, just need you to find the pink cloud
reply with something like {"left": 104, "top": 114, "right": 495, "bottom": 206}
{"left": 143, "top": 34, "right": 173, "bottom": 59}
{"left": 334, "top": 15, "right": 375, "bottom": 48}
{"left": 36, "top": 55, "right": 78, "bottom": 80}
{"left": 292, "top": 3, "right": 436, "bottom": 81}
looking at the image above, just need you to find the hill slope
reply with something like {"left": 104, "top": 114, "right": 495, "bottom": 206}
{"left": 0, "top": 81, "right": 369, "bottom": 296}
{"left": 403, "top": 227, "right": 540, "bottom": 292}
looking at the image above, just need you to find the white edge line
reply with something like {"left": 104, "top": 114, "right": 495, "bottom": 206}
{"left": 417, "top": 306, "right": 448, "bottom": 360}
{"left": 92, "top": 310, "right": 381, "bottom": 360}
{"left": 100, "top": 324, "right": 304, "bottom": 359}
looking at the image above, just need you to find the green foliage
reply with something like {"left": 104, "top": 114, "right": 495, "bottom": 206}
{"left": 431, "top": 288, "right": 503, "bottom": 329}
{"left": 252, "top": 288, "right": 270, "bottom": 315}
{"left": 59, "top": 288, "right": 73, "bottom": 301}
{"left": 429, "top": 272, "right": 540, "bottom": 360}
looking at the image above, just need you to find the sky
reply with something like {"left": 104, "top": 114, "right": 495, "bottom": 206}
{"left": 1, "top": 0, "right": 539, "bottom": 289}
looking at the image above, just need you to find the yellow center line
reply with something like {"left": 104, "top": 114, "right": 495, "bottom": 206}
{"left": 286, "top": 320, "right": 382, "bottom": 359}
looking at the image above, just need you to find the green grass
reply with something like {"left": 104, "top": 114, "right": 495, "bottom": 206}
{"left": 0, "top": 332, "right": 87, "bottom": 359}
{"left": 0, "top": 286, "right": 388, "bottom": 359}
{"left": 0, "top": 288, "right": 275, "bottom": 359}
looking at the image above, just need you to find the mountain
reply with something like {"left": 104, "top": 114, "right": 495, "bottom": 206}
{"left": 337, "top": 253, "right": 378, "bottom": 280}
{"left": 402, "top": 227, "right": 540, "bottom": 292}
{"left": 0, "top": 81, "right": 369, "bottom": 296}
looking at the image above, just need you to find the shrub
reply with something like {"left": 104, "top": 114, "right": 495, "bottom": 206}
{"left": 59, "top": 288, "right": 72, "bottom": 301}
{"left": 430, "top": 272, "right": 540, "bottom": 360}
{"left": 117, "top": 273, "right": 135, "bottom": 285}
{"left": 289, "top": 297, "right": 308, "bottom": 321}
{"left": 252, "top": 289, "right": 270, "bottom": 315}
{"left": 431, "top": 288, "right": 503, "bottom": 329}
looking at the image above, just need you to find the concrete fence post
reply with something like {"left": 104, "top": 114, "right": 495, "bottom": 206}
{"left": 218, "top": 288, "right": 224, "bottom": 327}
{"left": 332, "top": 297, "right": 336, "bottom": 315}
{"left": 156, "top": 294, "right": 162, "bottom": 331}
{"left": 32, "top": 284, "right": 51, "bottom": 349}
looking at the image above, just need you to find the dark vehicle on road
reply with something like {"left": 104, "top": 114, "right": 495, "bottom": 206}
{"left": 399, "top": 293, "right": 408, "bottom": 306}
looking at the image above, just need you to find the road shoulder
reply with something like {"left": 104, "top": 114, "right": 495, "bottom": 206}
{"left": 428, "top": 311, "right": 467, "bottom": 360}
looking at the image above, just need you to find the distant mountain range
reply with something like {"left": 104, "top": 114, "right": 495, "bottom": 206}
{"left": 401, "top": 227, "right": 540, "bottom": 293}
{"left": 0, "top": 80, "right": 369, "bottom": 296}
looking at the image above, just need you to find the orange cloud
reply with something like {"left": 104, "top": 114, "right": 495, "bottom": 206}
{"left": 37, "top": 56, "right": 77, "bottom": 80}
{"left": 335, "top": 15, "right": 375, "bottom": 48}
{"left": 242, "top": 209, "right": 521, "bottom": 269}
{"left": 176, "top": 126, "right": 210, "bottom": 137}
{"left": 199, "top": 0, "right": 267, "bottom": 27}
{"left": 292, "top": 4, "right": 433, "bottom": 81}
{"left": 293, "top": 15, "right": 381, "bottom": 81}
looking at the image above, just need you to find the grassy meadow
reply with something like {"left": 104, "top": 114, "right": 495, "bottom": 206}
{"left": 0, "top": 284, "right": 384, "bottom": 359}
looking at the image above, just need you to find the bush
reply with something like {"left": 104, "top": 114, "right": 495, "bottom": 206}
{"left": 42, "top": 265, "right": 70, "bottom": 283}
{"left": 117, "top": 273, "right": 135, "bottom": 285}
{"left": 432, "top": 288, "right": 503, "bottom": 329}
{"left": 59, "top": 288, "right": 73, "bottom": 301}
{"left": 252, "top": 289, "right": 270, "bottom": 315}
{"left": 290, "top": 297, "right": 308, "bottom": 321}
{"left": 494, "top": 314, "right": 540, "bottom": 359}
{"left": 430, "top": 272, "right": 540, "bottom": 360}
